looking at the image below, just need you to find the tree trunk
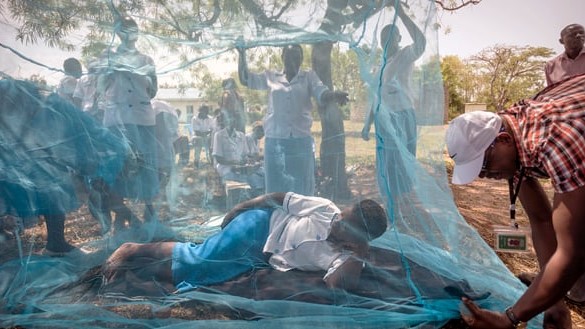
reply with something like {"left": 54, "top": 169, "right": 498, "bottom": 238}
{"left": 312, "top": 34, "right": 351, "bottom": 200}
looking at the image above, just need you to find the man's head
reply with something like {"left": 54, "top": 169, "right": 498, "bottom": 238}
{"left": 560, "top": 24, "right": 585, "bottom": 55}
{"left": 198, "top": 104, "right": 210, "bottom": 118}
{"left": 222, "top": 78, "right": 236, "bottom": 90}
{"left": 252, "top": 121, "right": 264, "bottom": 140}
{"left": 380, "top": 24, "right": 401, "bottom": 56}
{"left": 63, "top": 58, "right": 82, "bottom": 79}
{"left": 281, "top": 44, "right": 303, "bottom": 77}
{"left": 115, "top": 16, "right": 139, "bottom": 43}
{"left": 446, "top": 111, "right": 509, "bottom": 184}
{"left": 331, "top": 199, "right": 387, "bottom": 246}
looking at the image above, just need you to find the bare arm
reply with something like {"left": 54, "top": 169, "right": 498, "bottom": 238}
{"left": 510, "top": 185, "right": 585, "bottom": 321}
{"left": 321, "top": 90, "right": 349, "bottom": 106}
{"left": 361, "top": 104, "right": 374, "bottom": 141}
{"left": 324, "top": 242, "right": 368, "bottom": 291}
{"left": 396, "top": 2, "right": 426, "bottom": 57}
{"left": 462, "top": 184, "right": 585, "bottom": 327}
{"left": 518, "top": 177, "right": 555, "bottom": 266}
{"left": 221, "top": 192, "right": 287, "bottom": 228}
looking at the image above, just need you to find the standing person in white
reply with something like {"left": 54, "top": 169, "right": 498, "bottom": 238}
{"left": 360, "top": 2, "right": 426, "bottom": 214}
{"left": 191, "top": 105, "right": 214, "bottom": 168}
{"left": 57, "top": 57, "right": 82, "bottom": 107}
{"left": 73, "top": 60, "right": 104, "bottom": 122}
{"left": 237, "top": 44, "right": 348, "bottom": 196}
{"left": 98, "top": 15, "right": 159, "bottom": 230}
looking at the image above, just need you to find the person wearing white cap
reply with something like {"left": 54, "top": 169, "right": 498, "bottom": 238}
{"left": 445, "top": 73, "right": 585, "bottom": 328}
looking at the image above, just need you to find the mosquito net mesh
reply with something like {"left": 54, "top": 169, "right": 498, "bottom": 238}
{"left": 0, "top": 0, "right": 540, "bottom": 328}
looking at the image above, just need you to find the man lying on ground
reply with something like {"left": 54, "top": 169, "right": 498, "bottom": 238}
{"left": 103, "top": 192, "right": 387, "bottom": 292}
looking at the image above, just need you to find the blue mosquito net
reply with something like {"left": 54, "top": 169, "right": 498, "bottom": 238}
{"left": 0, "top": 0, "right": 540, "bottom": 328}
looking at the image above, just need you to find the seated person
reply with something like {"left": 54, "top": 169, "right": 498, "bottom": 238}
{"left": 245, "top": 121, "right": 265, "bottom": 162}
{"left": 212, "top": 110, "right": 264, "bottom": 195}
{"left": 103, "top": 192, "right": 388, "bottom": 293}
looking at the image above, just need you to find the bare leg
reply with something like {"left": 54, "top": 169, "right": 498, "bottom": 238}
{"left": 103, "top": 242, "right": 175, "bottom": 285}
{"left": 109, "top": 193, "right": 140, "bottom": 230}
{"left": 45, "top": 213, "right": 75, "bottom": 253}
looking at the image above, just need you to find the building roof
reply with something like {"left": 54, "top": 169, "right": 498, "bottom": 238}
{"left": 156, "top": 88, "right": 202, "bottom": 100}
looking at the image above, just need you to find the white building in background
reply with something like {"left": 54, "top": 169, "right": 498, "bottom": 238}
{"left": 464, "top": 103, "right": 487, "bottom": 113}
{"left": 156, "top": 88, "right": 204, "bottom": 123}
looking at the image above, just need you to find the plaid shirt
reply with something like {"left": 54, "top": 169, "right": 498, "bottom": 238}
{"left": 500, "top": 73, "right": 585, "bottom": 193}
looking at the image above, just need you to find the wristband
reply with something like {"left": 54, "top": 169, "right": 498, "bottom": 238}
{"left": 505, "top": 307, "right": 523, "bottom": 328}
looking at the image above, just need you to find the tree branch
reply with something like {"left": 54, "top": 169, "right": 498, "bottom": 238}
{"left": 434, "top": 0, "right": 482, "bottom": 11}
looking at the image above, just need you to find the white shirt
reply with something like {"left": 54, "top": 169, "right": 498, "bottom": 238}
{"left": 73, "top": 74, "right": 100, "bottom": 112}
{"left": 212, "top": 128, "right": 247, "bottom": 176}
{"left": 246, "top": 70, "right": 328, "bottom": 138}
{"left": 191, "top": 115, "right": 214, "bottom": 134}
{"left": 245, "top": 132, "right": 260, "bottom": 157}
{"left": 264, "top": 192, "right": 350, "bottom": 280}
{"left": 377, "top": 45, "right": 419, "bottom": 112}
{"left": 152, "top": 99, "right": 179, "bottom": 141}
{"left": 57, "top": 76, "right": 78, "bottom": 104}
{"left": 100, "top": 47, "right": 157, "bottom": 127}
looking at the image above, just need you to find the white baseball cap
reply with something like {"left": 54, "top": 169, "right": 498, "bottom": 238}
{"left": 446, "top": 111, "right": 502, "bottom": 184}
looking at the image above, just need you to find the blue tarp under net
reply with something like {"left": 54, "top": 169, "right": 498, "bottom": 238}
{"left": 0, "top": 0, "right": 540, "bottom": 328}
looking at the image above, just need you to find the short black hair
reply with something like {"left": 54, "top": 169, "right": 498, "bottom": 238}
{"left": 561, "top": 23, "right": 584, "bottom": 37}
{"left": 380, "top": 24, "right": 400, "bottom": 48}
{"left": 63, "top": 58, "right": 82, "bottom": 78}
{"left": 281, "top": 44, "right": 303, "bottom": 61}
{"left": 222, "top": 78, "right": 236, "bottom": 89}
{"left": 352, "top": 199, "right": 387, "bottom": 241}
{"left": 198, "top": 104, "right": 210, "bottom": 112}
{"left": 116, "top": 15, "right": 138, "bottom": 33}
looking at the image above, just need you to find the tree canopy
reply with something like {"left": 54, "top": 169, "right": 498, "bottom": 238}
{"left": 441, "top": 45, "right": 555, "bottom": 118}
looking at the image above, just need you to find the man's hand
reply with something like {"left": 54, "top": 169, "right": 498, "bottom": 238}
{"left": 220, "top": 192, "right": 286, "bottom": 229}
{"left": 543, "top": 302, "right": 572, "bottom": 329}
{"left": 341, "top": 240, "right": 369, "bottom": 258}
{"left": 222, "top": 204, "right": 245, "bottom": 229}
{"left": 361, "top": 125, "right": 371, "bottom": 141}
{"left": 323, "top": 90, "right": 349, "bottom": 106}
{"left": 461, "top": 298, "right": 516, "bottom": 329}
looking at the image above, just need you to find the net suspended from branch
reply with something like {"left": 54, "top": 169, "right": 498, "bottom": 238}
{"left": 0, "top": 0, "right": 540, "bottom": 328}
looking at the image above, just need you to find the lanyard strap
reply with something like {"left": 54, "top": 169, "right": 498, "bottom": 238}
{"left": 507, "top": 167, "right": 525, "bottom": 229}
